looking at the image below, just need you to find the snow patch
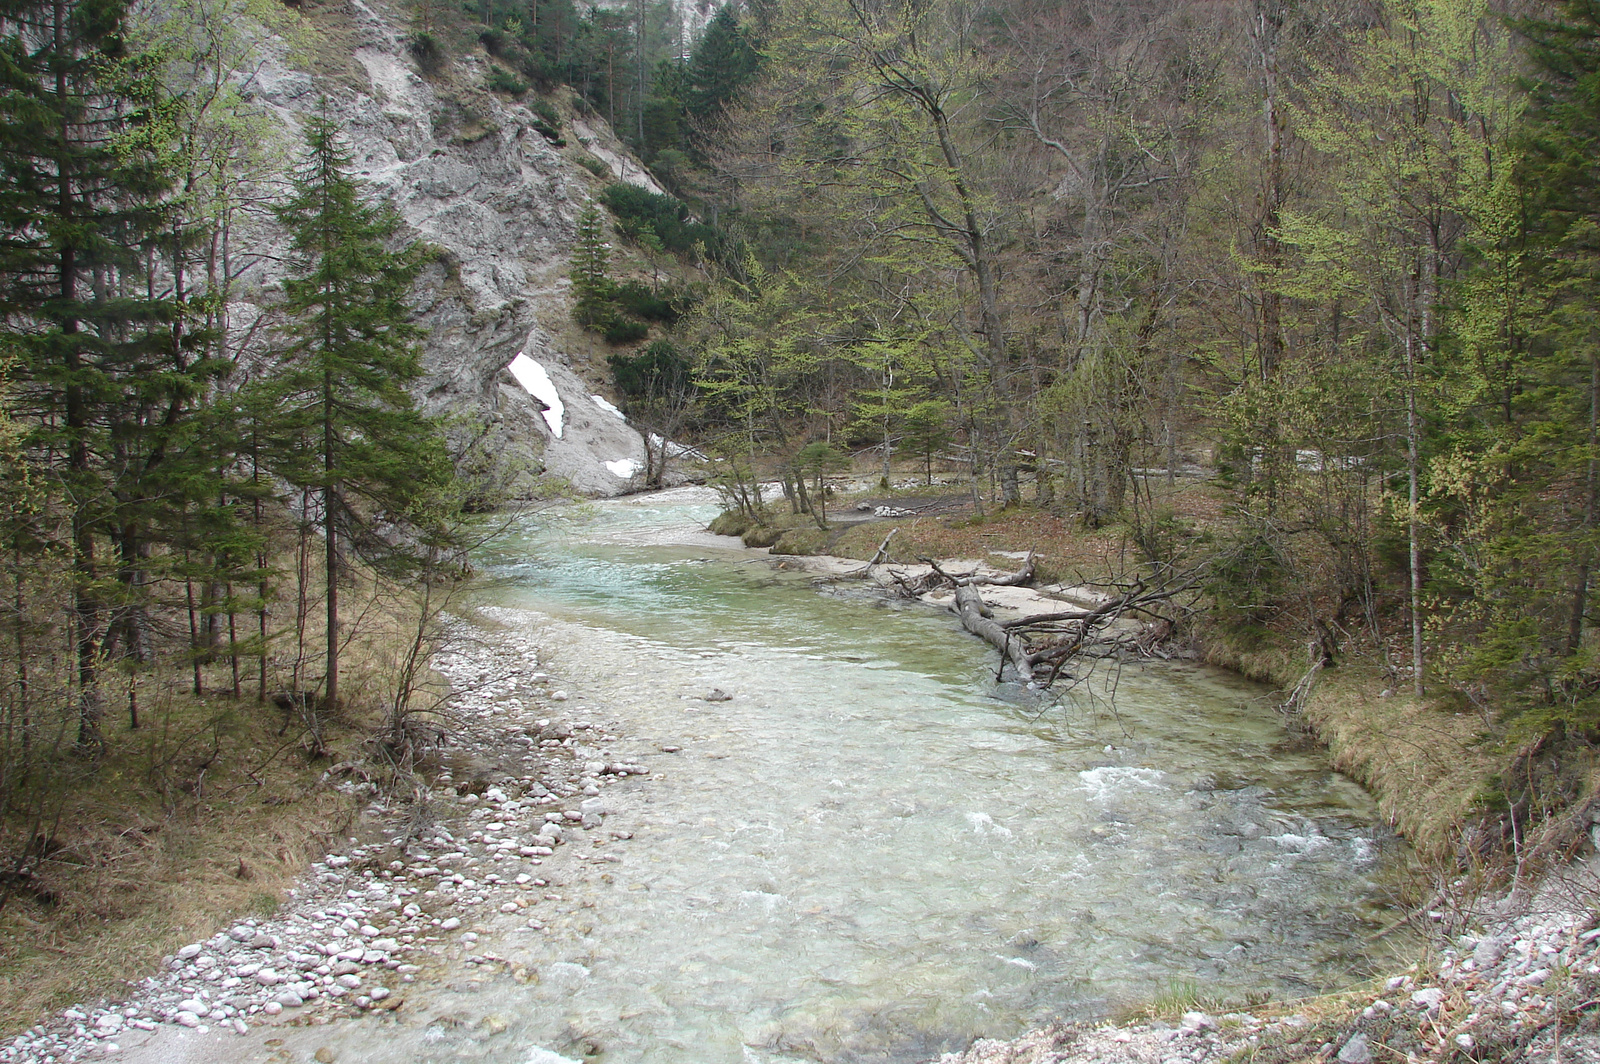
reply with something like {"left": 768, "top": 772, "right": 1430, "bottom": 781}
{"left": 591, "top": 394, "right": 626, "bottom": 420}
{"left": 648, "top": 432, "right": 708, "bottom": 460}
{"left": 507, "top": 353, "right": 564, "bottom": 438}
{"left": 605, "top": 458, "right": 642, "bottom": 479}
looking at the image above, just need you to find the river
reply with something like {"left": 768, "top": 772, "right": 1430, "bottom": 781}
{"left": 452, "top": 487, "right": 1411, "bottom": 1062}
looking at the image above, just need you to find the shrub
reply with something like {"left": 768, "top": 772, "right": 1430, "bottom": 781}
{"left": 479, "top": 28, "right": 508, "bottom": 56}
{"left": 408, "top": 32, "right": 444, "bottom": 75}
{"left": 598, "top": 183, "right": 722, "bottom": 255}
{"left": 613, "top": 281, "right": 678, "bottom": 323}
{"left": 575, "top": 154, "right": 610, "bottom": 178}
{"left": 486, "top": 66, "right": 527, "bottom": 96}
{"left": 607, "top": 340, "right": 690, "bottom": 398}
{"left": 601, "top": 317, "right": 649, "bottom": 344}
{"left": 530, "top": 97, "right": 561, "bottom": 130}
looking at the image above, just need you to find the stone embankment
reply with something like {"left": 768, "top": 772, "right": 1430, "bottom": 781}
{"left": 0, "top": 616, "right": 644, "bottom": 1063}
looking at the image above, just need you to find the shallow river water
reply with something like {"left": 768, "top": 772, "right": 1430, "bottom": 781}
{"left": 446, "top": 487, "right": 1411, "bottom": 1063}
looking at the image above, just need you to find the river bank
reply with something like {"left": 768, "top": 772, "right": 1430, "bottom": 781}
{"left": 706, "top": 521, "right": 1600, "bottom": 1062}
{"left": 0, "top": 613, "right": 659, "bottom": 1063}
{"left": 6, "top": 596, "right": 1594, "bottom": 1064}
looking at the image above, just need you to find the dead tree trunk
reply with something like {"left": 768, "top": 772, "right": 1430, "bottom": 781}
{"left": 952, "top": 583, "right": 1035, "bottom": 682}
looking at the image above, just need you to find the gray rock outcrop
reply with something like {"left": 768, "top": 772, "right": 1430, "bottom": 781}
{"left": 232, "top": 0, "right": 660, "bottom": 497}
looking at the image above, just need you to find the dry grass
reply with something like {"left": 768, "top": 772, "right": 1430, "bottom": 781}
{"left": 0, "top": 547, "right": 445, "bottom": 1036}
{"left": 0, "top": 674, "right": 365, "bottom": 1034}
{"left": 1302, "top": 669, "right": 1499, "bottom": 864}
{"left": 286, "top": 0, "right": 374, "bottom": 90}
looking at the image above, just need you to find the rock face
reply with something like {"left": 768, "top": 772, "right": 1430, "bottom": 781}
{"left": 235, "top": 0, "right": 658, "bottom": 497}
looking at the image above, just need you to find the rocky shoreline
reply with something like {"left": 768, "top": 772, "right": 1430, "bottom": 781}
{"left": 0, "top": 612, "right": 649, "bottom": 1064}
{"left": 934, "top": 861, "right": 1600, "bottom": 1063}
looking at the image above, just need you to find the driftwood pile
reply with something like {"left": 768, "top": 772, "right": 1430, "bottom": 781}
{"left": 866, "top": 549, "right": 1195, "bottom": 687}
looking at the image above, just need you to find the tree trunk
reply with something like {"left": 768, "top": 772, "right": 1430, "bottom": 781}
{"left": 951, "top": 583, "right": 1034, "bottom": 682}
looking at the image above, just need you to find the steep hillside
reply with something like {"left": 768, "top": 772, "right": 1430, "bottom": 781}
{"left": 240, "top": 0, "right": 664, "bottom": 496}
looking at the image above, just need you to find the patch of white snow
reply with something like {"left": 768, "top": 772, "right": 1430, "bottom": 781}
{"left": 605, "top": 458, "right": 642, "bottom": 479}
{"left": 507, "top": 353, "right": 564, "bottom": 438}
{"left": 591, "top": 394, "right": 626, "bottom": 420}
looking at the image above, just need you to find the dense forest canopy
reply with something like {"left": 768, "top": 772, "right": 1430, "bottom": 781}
{"left": 651, "top": 0, "right": 1600, "bottom": 751}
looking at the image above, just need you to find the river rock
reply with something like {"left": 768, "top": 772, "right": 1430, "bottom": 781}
{"left": 1411, "top": 988, "right": 1444, "bottom": 1010}
{"left": 1337, "top": 1032, "right": 1372, "bottom": 1064}
{"left": 1474, "top": 936, "right": 1508, "bottom": 967}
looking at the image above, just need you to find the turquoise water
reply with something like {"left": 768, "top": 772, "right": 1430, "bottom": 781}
{"left": 423, "top": 488, "right": 1408, "bottom": 1063}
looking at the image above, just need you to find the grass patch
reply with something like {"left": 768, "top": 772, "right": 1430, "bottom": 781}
{"left": 0, "top": 675, "right": 365, "bottom": 1034}
{"left": 0, "top": 543, "right": 450, "bottom": 1036}
{"left": 1303, "top": 668, "right": 1500, "bottom": 863}
{"left": 770, "top": 527, "right": 829, "bottom": 555}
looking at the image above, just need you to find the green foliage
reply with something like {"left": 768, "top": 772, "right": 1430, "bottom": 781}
{"left": 570, "top": 202, "right": 615, "bottom": 326}
{"left": 601, "top": 317, "right": 649, "bottom": 344}
{"left": 608, "top": 340, "right": 690, "bottom": 399}
{"left": 575, "top": 153, "right": 610, "bottom": 178}
{"left": 408, "top": 31, "right": 444, "bottom": 74}
{"left": 1204, "top": 532, "right": 1286, "bottom": 644}
{"left": 598, "top": 183, "right": 722, "bottom": 256}
{"left": 257, "top": 106, "right": 457, "bottom": 708}
{"left": 613, "top": 281, "right": 679, "bottom": 323}
{"left": 682, "top": 7, "right": 761, "bottom": 124}
{"left": 486, "top": 65, "right": 528, "bottom": 96}
{"left": 529, "top": 96, "right": 560, "bottom": 130}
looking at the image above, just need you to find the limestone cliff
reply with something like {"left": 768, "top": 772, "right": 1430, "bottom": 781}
{"left": 236, "top": 0, "right": 664, "bottom": 497}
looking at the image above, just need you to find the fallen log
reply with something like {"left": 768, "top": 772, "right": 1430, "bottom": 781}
{"left": 953, "top": 583, "right": 1034, "bottom": 682}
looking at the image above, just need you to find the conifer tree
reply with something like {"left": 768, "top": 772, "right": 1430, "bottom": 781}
{"left": 684, "top": 7, "right": 760, "bottom": 127}
{"left": 0, "top": 0, "right": 210, "bottom": 751}
{"left": 263, "top": 107, "right": 450, "bottom": 716}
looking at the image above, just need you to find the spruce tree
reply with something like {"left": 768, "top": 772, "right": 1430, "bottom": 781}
{"left": 0, "top": 0, "right": 210, "bottom": 751}
{"left": 684, "top": 7, "right": 760, "bottom": 127}
{"left": 263, "top": 106, "right": 450, "bottom": 716}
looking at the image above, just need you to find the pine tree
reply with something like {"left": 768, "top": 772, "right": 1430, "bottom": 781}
{"left": 0, "top": 0, "right": 210, "bottom": 751}
{"left": 684, "top": 7, "right": 760, "bottom": 127}
{"left": 262, "top": 106, "right": 450, "bottom": 718}
{"left": 570, "top": 202, "right": 615, "bottom": 326}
